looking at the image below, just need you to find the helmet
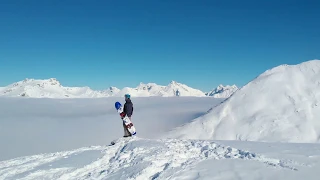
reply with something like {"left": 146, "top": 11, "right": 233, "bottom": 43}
{"left": 124, "top": 94, "right": 131, "bottom": 99}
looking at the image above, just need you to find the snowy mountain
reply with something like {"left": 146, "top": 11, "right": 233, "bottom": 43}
{"left": 166, "top": 60, "right": 320, "bottom": 143}
{"left": 0, "top": 79, "right": 223, "bottom": 98}
{"left": 205, "top": 84, "right": 238, "bottom": 98}
{"left": 101, "top": 86, "right": 121, "bottom": 96}
{"left": 0, "top": 78, "right": 111, "bottom": 98}
{"left": 114, "top": 81, "right": 206, "bottom": 97}
{"left": 1, "top": 59, "right": 320, "bottom": 180}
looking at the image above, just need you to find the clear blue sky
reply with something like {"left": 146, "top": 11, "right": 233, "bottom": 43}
{"left": 1, "top": 0, "right": 319, "bottom": 91}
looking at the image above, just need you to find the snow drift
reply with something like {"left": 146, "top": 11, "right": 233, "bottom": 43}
{"left": 166, "top": 60, "right": 320, "bottom": 143}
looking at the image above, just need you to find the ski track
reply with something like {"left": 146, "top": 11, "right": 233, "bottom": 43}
{"left": 0, "top": 137, "right": 300, "bottom": 180}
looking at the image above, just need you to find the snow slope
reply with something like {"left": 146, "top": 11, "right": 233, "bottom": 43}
{"left": 2, "top": 137, "right": 319, "bottom": 180}
{"left": 0, "top": 79, "right": 212, "bottom": 98}
{"left": 166, "top": 60, "right": 320, "bottom": 143}
{"left": 206, "top": 84, "right": 238, "bottom": 98}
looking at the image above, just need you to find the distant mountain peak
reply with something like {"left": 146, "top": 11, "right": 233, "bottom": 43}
{"left": 169, "top": 80, "right": 185, "bottom": 86}
{"left": 22, "top": 78, "right": 33, "bottom": 83}
{"left": 0, "top": 78, "right": 236, "bottom": 98}
{"left": 206, "top": 84, "right": 238, "bottom": 98}
{"left": 108, "top": 86, "right": 118, "bottom": 90}
{"left": 47, "top": 78, "right": 61, "bottom": 86}
{"left": 170, "top": 80, "right": 177, "bottom": 84}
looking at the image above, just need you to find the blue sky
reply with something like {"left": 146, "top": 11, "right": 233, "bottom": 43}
{"left": 1, "top": 0, "right": 319, "bottom": 91}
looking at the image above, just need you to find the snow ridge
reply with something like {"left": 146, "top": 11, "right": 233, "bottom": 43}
{"left": 166, "top": 60, "right": 320, "bottom": 143}
{"left": 0, "top": 138, "right": 298, "bottom": 180}
{"left": 205, "top": 84, "right": 238, "bottom": 98}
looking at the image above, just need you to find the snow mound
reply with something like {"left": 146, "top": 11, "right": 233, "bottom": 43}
{"left": 206, "top": 84, "right": 238, "bottom": 98}
{"left": 0, "top": 138, "right": 297, "bottom": 180}
{"left": 166, "top": 60, "right": 320, "bottom": 143}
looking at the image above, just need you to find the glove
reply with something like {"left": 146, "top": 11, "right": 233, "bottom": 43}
{"left": 120, "top": 112, "right": 125, "bottom": 118}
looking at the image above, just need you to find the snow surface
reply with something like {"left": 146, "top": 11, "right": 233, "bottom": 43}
{"left": 205, "top": 84, "right": 238, "bottom": 98}
{"left": 0, "top": 79, "right": 223, "bottom": 98}
{"left": 166, "top": 60, "right": 320, "bottom": 143}
{"left": 1, "top": 137, "right": 320, "bottom": 180}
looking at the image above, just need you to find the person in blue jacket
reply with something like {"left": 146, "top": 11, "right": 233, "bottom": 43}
{"left": 121, "top": 94, "right": 133, "bottom": 137}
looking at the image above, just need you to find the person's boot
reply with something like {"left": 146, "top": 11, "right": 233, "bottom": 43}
{"left": 123, "top": 133, "right": 132, "bottom": 138}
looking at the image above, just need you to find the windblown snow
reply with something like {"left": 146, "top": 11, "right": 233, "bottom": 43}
{"left": 0, "top": 79, "right": 224, "bottom": 98}
{"left": 166, "top": 60, "right": 320, "bottom": 143}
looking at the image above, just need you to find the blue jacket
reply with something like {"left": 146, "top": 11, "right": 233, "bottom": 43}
{"left": 124, "top": 98, "right": 133, "bottom": 117}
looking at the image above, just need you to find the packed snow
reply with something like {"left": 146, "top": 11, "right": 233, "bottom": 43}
{"left": 205, "top": 84, "right": 238, "bottom": 98}
{"left": 166, "top": 60, "right": 320, "bottom": 143}
{"left": 2, "top": 137, "right": 319, "bottom": 180}
{"left": 1, "top": 60, "right": 320, "bottom": 179}
{"left": 0, "top": 79, "right": 227, "bottom": 98}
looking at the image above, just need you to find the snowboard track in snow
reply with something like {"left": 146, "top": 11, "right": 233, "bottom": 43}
{"left": 0, "top": 138, "right": 301, "bottom": 180}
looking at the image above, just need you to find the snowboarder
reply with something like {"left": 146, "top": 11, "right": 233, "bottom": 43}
{"left": 120, "top": 94, "right": 134, "bottom": 137}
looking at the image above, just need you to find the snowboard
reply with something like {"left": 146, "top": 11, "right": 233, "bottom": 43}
{"left": 115, "top": 101, "right": 137, "bottom": 136}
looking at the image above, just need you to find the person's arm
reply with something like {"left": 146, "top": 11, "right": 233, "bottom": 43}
{"left": 123, "top": 103, "right": 128, "bottom": 116}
